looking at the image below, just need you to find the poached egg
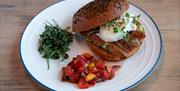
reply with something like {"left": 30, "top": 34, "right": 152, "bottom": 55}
{"left": 97, "top": 12, "right": 138, "bottom": 42}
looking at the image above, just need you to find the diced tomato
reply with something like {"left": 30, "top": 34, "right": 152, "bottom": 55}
{"left": 77, "top": 66, "right": 85, "bottom": 73}
{"left": 95, "top": 61, "right": 105, "bottom": 70}
{"left": 71, "top": 73, "right": 80, "bottom": 83}
{"left": 75, "top": 58, "right": 86, "bottom": 67}
{"left": 68, "top": 56, "right": 86, "bottom": 70}
{"left": 101, "top": 70, "right": 110, "bottom": 80}
{"left": 88, "top": 79, "right": 96, "bottom": 86}
{"left": 77, "top": 55, "right": 87, "bottom": 62}
{"left": 78, "top": 78, "right": 90, "bottom": 89}
{"left": 63, "top": 67, "right": 74, "bottom": 77}
{"left": 88, "top": 67, "right": 100, "bottom": 74}
{"left": 82, "top": 53, "right": 93, "bottom": 60}
{"left": 62, "top": 53, "right": 120, "bottom": 89}
{"left": 62, "top": 67, "right": 74, "bottom": 82}
{"left": 67, "top": 59, "right": 74, "bottom": 67}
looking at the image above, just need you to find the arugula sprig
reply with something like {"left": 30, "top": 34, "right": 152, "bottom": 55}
{"left": 38, "top": 20, "right": 73, "bottom": 70}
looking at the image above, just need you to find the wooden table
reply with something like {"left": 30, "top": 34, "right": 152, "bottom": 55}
{"left": 0, "top": 0, "right": 179, "bottom": 91}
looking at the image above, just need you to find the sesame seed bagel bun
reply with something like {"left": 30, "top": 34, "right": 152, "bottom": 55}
{"left": 72, "top": 0, "right": 146, "bottom": 62}
{"left": 73, "top": 0, "right": 129, "bottom": 32}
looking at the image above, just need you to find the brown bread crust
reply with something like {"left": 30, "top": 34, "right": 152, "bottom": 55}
{"left": 73, "top": 0, "right": 129, "bottom": 32}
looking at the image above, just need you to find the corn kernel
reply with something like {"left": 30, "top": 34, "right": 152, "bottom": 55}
{"left": 85, "top": 73, "right": 96, "bottom": 81}
{"left": 88, "top": 63, "right": 95, "bottom": 68}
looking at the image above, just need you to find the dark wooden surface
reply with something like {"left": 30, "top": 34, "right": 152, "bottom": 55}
{"left": 0, "top": 0, "right": 180, "bottom": 91}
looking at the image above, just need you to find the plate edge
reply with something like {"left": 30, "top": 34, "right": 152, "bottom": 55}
{"left": 18, "top": 1, "right": 164, "bottom": 91}
{"left": 18, "top": 0, "right": 66, "bottom": 91}
{"left": 121, "top": 2, "right": 164, "bottom": 91}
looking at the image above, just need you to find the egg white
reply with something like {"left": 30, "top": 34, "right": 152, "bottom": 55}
{"left": 97, "top": 12, "right": 137, "bottom": 42}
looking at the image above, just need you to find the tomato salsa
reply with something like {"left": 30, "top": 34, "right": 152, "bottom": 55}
{"left": 62, "top": 53, "right": 120, "bottom": 89}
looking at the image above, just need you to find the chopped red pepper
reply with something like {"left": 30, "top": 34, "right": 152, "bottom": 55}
{"left": 95, "top": 60, "right": 105, "bottom": 70}
{"left": 78, "top": 78, "right": 90, "bottom": 89}
{"left": 61, "top": 53, "right": 120, "bottom": 89}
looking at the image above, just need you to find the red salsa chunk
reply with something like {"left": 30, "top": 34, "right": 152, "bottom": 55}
{"left": 62, "top": 53, "right": 120, "bottom": 89}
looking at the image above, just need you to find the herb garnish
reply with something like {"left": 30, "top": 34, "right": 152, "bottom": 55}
{"left": 121, "top": 26, "right": 126, "bottom": 31}
{"left": 38, "top": 20, "right": 73, "bottom": 70}
{"left": 102, "top": 42, "right": 109, "bottom": 50}
{"left": 132, "top": 15, "right": 141, "bottom": 24}
{"left": 113, "top": 27, "right": 119, "bottom": 33}
{"left": 125, "top": 12, "right": 130, "bottom": 18}
{"left": 86, "top": 39, "right": 109, "bottom": 51}
{"left": 131, "top": 15, "right": 145, "bottom": 32}
{"left": 123, "top": 33, "right": 129, "bottom": 41}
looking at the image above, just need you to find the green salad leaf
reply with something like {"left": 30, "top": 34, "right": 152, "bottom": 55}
{"left": 38, "top": 20, "right": 73, "bottom": 70}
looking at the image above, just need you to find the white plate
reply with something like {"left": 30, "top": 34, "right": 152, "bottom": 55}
{"left": 19, "top": 0, "right": 163, "bottom": 91}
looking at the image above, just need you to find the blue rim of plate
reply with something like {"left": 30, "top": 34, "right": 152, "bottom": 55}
{"left": 19, "top": 1, "right": 163, "bottom": 91}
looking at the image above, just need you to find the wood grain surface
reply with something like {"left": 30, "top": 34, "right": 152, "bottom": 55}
{"left": 0, "top": 0, "right": 180, "bottom": 91}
